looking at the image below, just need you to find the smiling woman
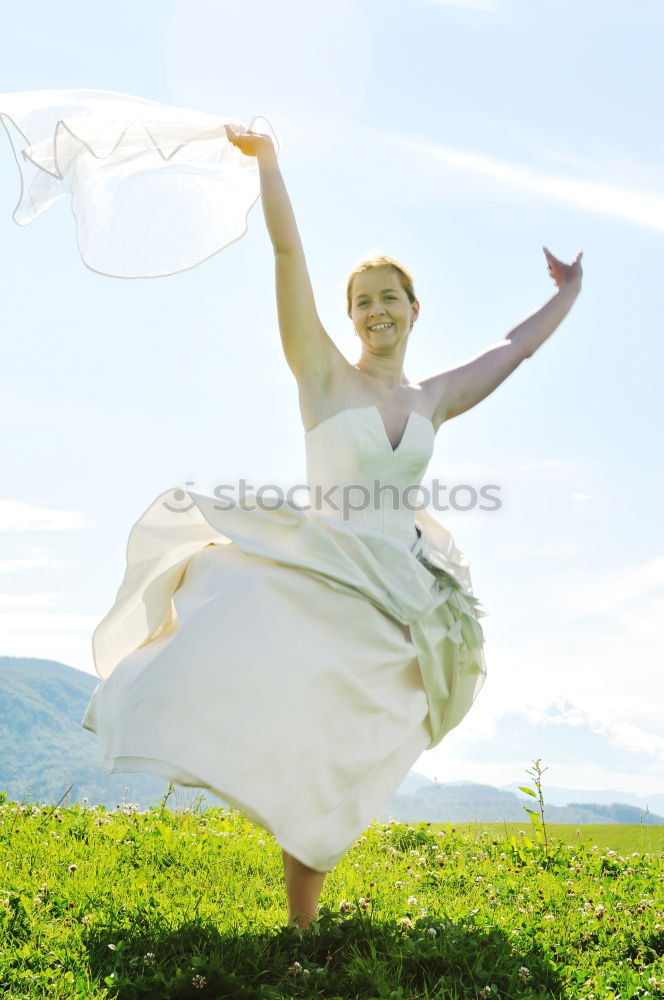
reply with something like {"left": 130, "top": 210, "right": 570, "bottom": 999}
{"left": 347, "top": 254, "right": 417, "bottom": 317}
{"left": 0, "top": 83, "right": 581, "bottom": 934}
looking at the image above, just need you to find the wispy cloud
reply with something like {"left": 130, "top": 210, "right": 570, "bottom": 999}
{"left": 424, "top": 0, "right": 498, "bottom": 10}
{"left": 557, "top": 553, "right": 664, "bottom": 618}
{"left": 485, "top": 541, "right": 589, "bottom": 560}
{"left": 397, "top": 138, "right": 664, "bottom": 232}
{"left": 0, "top": 499, "right": 91, "bottom": 532}
{"left": 0, "top": 593, "right": 59, "bottom": 609}
{"left": 0, "top": 548, "right": 54, "bottom": 572}
{"left": 0, "top": 611, "right": 99, "bottom": 632}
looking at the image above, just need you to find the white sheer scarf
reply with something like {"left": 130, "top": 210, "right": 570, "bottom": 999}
{"left": 0, "top": 88, "right": 279, "bottom": 278}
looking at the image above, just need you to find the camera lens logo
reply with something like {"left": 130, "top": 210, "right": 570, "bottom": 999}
{"left": 162, "top": 484, "right": 196, "bottom": 513}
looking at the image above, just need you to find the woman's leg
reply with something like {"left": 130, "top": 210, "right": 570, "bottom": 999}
{"left": 281, "top": 848, "right": 327, "bottom": 929}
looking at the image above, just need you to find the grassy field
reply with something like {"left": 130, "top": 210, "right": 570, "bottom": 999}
{"left": 1, "top": 789, "right": 662, "bottom": 999}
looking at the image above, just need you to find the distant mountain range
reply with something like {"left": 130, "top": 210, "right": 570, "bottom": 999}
{"left": 1, "top": 655, "right": 662, "bottom": 824}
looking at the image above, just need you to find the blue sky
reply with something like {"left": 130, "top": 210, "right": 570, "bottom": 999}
{"left": 1, "top": 0, "right": 663, "bottom": 798}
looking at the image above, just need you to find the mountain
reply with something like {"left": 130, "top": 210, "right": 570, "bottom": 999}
{"left": 499, "top": 781, "right": 664, "bottom": 816}
{"left": 0, "top": 655, "right": 224, "bottom": 810}
{"left": 1, "top": 656, "right": 662, "bottom": 823}
{"left": 377, "top": 777, "right": 663, "bottom": 825}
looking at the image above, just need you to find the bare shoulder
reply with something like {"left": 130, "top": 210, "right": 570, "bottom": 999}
{"left": 295, "top": 353, "right": 358, "bottom": 430}
{"left": 417, "top": 375, "right": 449, "bottom": 430}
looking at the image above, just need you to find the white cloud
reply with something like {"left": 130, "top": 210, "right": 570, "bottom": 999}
{"left": 0, "top": 548, "right": 54, "bottom": 572}
{"left": 424, "top": 0, "right": 498, "bottom": 10}
{"left": 0, "top": 499, "right": 92, "bottom": 532}
{"left": 484, "top": 541, "right": 589, "bottom": 559}
{"left": 0, "top": 612, "right": 99, "bottom": 632}
{"left": 396, "top": 138, "right": 664, "bottom": 232}
{"left": 0, "top": 593, "right": 59, "bottom": 609}
{"left": 555, "top": 553, "right": 664, "bottom": 618}
{"left": 0, "top": 631, "right": 95, "bottom": 672}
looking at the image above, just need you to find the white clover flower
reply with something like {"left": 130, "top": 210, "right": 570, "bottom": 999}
{"left": 427, "top": 927, "right": 437, "bottom": 938}
{"left": 192, "top": 974, "right": 206, "bottom": 989}
{"left": 407, "top": 896, "right": 418, "bottom": 906}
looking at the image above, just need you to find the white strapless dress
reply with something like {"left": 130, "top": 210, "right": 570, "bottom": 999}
{"left": 81, "top": 405, "right": 487, "bottom": 873}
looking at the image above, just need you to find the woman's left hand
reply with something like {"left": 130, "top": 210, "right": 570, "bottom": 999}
{"left": 543, "top": 246, "right": 583, "bottom": 290}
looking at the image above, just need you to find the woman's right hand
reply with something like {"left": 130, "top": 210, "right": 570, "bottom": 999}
{"left": 224, "top": 124, "right": 275, "bottom": 159}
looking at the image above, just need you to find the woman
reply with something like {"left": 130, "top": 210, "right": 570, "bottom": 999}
{"left": 212, "top": 125, "right": 583, "bottom": 927}
{"left": 78, "top": 122, "right": 582, "bottom": 933}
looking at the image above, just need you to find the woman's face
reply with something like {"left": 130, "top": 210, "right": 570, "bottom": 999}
{"left": 350, "top": 267, "right": 419, "bottom": 347}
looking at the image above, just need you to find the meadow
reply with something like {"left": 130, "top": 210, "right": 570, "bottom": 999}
{"left": 1, "top": 782, "right": 662, "bottom": 1000}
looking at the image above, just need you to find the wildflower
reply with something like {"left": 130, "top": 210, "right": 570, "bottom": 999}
{"left": 339, "top": 899, "right": 352, "bottom": 913}
{"left": 288, "top": 961, "right": 302, "bottom": 976}
{"left": 81, "top": 915, "right": 92, "bottom": 927}
{"left": 143, "top": 953, "right": 156, "bottom": 966}
{"left": 427, "top": 927, "right": 437, "bottom": 938}
{"left": 595, "top": 905, "right": 606, "bottom": 919}
{"left": 192, "top": 974, "right": 206, "bottom": 989}
{"left": 68, "top": 864, "right": 78, "bottom": 873}
{"left": 518, "top": 967, "right": 531, "bottom": 985}
{"left": 480, "top": 987, "right": 492, "bottom": 998}
{"left": 358, "top": 897, "right": 370, "bottom": 912}
{"left": 33, "top": 897, "right": 43, "bottom": 908}
{"left": 543, "top": 914, "right": 554, "bottom": 921}
{"left": 398, "top": 917, "right": 415, "bottom": 930}
{"left": 302, "top": 969, "right": 310, "bottom": 977}
{"left": 394, "top": 880, "right": 404, "bottom": 888}
{"left": 407, "top": 896, "right": 418, "bottom": 906}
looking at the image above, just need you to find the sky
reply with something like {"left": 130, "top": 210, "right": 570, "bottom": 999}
{"left": 1, "top": 0, "right": 663, "bottom": 800}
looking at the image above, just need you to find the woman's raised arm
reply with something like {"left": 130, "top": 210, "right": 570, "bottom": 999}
{"left": 225, "top": 126, "right": 346, "bottom": 385}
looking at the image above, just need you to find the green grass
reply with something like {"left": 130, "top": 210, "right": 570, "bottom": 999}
{"left": 1, "top": 789, "right": 662, "bottom": 999}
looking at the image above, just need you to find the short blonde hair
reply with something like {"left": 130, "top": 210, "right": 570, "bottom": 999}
{"left": 346, "top": 254, "right": 417, "bottom": 317}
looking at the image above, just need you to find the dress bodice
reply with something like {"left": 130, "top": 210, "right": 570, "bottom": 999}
{"left": 304, "top": 406, "right": 435, "bottom": 550}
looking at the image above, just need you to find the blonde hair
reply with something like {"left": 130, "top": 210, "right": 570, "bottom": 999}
{"left": 346, "top": 254, "right": 417, "bottom": 317}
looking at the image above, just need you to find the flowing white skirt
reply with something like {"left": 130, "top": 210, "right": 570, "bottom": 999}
{"left": 81, "top": 487, "right": 486, "bottom": 872}
{"left": 83, "top": 540, "right": 432, "bottom": 872}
